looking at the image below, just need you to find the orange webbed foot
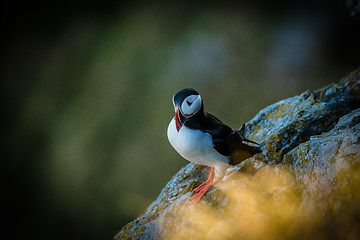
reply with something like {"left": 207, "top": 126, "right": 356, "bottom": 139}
{"left": 191, "top": 184, "right": 213, "bottom": 203}
{"left": 191, "top": 167, "right": 214, "bottom": 194}
{"left": 190, "top": 167, "right": 221, "bottom": 203}
{"left": 191, "top": 181, "right": 211, "bottom": 194}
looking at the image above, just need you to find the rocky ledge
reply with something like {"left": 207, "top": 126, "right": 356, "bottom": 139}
{"left": 115, "top": 69, "right": 360, "bottom": 240}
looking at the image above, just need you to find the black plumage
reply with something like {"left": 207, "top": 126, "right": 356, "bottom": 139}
{"left": 174, "top": 88, "right": 262, "bottom": 166}
{"left": 185, "top": 111, "right": 261, "bottom": 165}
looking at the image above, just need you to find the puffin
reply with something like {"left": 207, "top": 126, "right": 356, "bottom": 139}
{"left": 167, "top": 88, "right": 262, "bottom": 203}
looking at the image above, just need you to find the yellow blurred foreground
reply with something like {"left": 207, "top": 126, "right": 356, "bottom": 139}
{"left": 159, "top": 165, "right": 360, "bottom": 240}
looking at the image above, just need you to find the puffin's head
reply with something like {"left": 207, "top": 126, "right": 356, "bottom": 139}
{"left": 172, "top": 88, "right": 203, "bottom": 131}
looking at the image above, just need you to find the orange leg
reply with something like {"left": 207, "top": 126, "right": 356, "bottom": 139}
{"left": 191, "top": 167, "right": 220, "bottom": 203}
{"left": 191, "top": 167, "right": 214, "bottom": 194}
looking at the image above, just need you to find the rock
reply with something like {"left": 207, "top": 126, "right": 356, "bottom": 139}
{"left": 283, "top": 108, "right": 360, "bottom": 211}
{"left": 114, "top": 69, "right": 360, "bottom": 240}
{"left": 247, "top": 70, "right": 359, "bottom": 162}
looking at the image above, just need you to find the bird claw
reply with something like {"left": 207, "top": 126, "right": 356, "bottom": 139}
{"left": 191, "top": 182, "right": 210, "bottom": 194}
{"left": 191, "top": 182, "right": 214, "bottom": 203}
{"left": 191, "top": 187, "right": 210, "bottom": 203}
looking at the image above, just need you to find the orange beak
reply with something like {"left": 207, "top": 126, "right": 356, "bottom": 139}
{"left": 175, "top": 108, "right": 182, "bottom": 132}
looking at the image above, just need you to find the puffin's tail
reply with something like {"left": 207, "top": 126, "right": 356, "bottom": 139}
{"left": 229, "top": 123, "right": 262, "bottom": 165}
{"left": 229, "top": 142, "right": 262, "bottom": 165}
{"left": 238, "top": 123, "right": 261, "bottom": 145}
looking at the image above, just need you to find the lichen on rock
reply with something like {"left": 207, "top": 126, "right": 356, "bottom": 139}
{"left": 114, "top": 68, "right": 360, "bottom": 240}
{"left": 283, "top": 108, "right": 360, "bottom": 212}
{"left": 247, "top": 72, "right": 359, "bottom": 163}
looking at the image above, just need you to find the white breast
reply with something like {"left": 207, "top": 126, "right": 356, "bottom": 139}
{"left": 167, "top": 118, "right": 229, "bottom": 171}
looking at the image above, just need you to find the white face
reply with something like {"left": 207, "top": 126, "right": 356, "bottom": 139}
{"left": 180, "top": 94, "right": 202, "bottom": 117}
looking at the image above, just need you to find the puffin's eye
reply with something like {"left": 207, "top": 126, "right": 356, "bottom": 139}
{"left": 187, "top": 100, "right": 192, "bottom": 106}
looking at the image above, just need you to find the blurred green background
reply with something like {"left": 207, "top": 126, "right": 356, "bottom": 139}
{"left": 2, "top": 1, "right": 360, "bottom": 239}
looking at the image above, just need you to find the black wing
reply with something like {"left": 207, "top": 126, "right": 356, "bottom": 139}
{"left": 184, "top": 112, "right": 262, "bottom": 162}
{"left": 205, "top": 114, "right": 262, "bottom": 164}
{"left": 204, "top": 113, "right": 234, "bottom": 157}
